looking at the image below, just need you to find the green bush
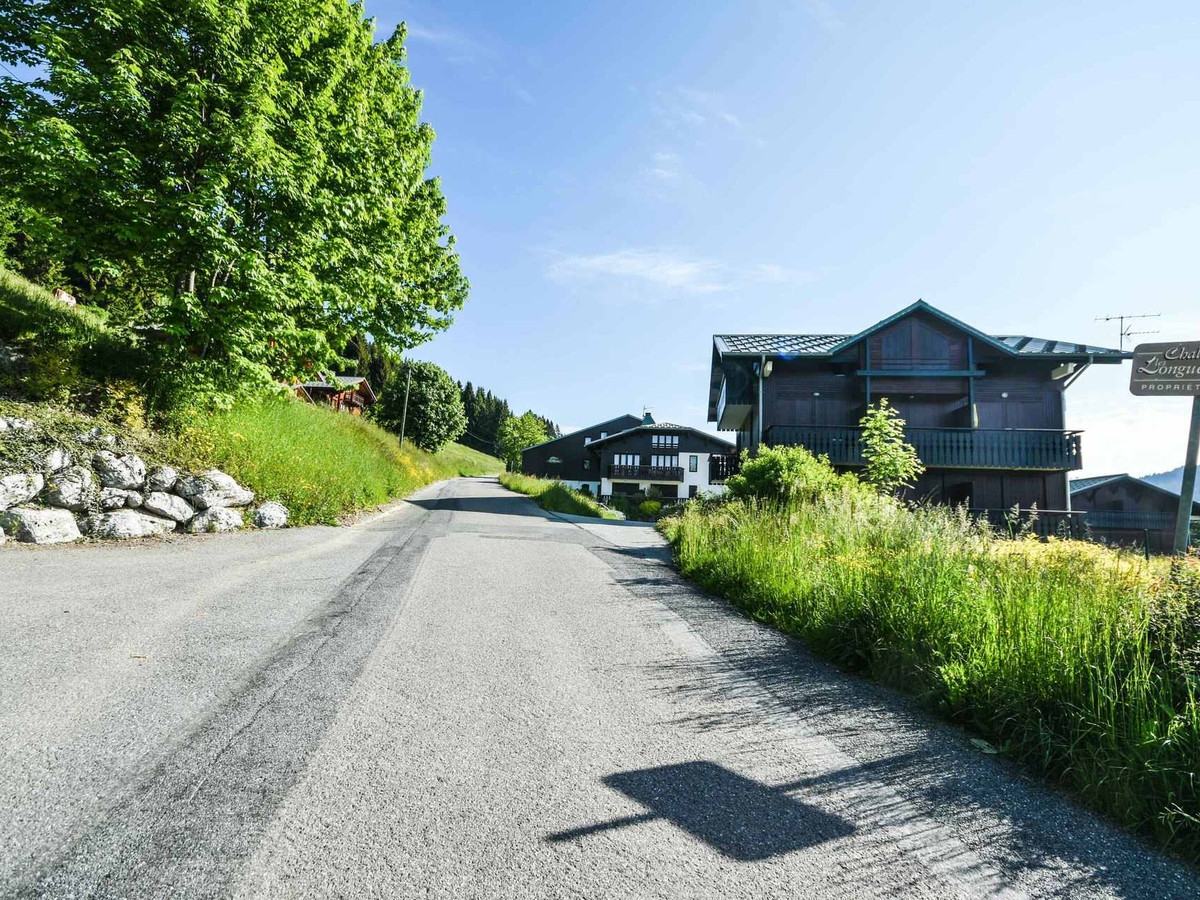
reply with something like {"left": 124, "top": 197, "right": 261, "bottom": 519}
{"left": 639, "top": 500, "right": 662, "bottom": 517}
{"left": 724, "top": 444, "right": 860, "bottom": 504}
{"left": 661, "top": 490, "right": 1200, "bottom": 860}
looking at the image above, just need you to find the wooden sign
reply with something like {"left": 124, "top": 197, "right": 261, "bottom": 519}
{"left": 1130, "top": 342, "right": 1200, "bottom": 553}
{"left": 1129, "top": 341, "right": 1200, "bottom": 396}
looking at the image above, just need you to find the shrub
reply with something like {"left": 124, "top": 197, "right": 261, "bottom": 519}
{"left": 724, "top": 444, "right": 859, "bottom": 504}
{"left": 639, "top": 500, "right": 662, "bottom": 518}
{"left": 860, "top": 398, "right": 924, "bottom": 495}
{"left": 499, "top": 471, "right": 616, "bottom": 519}
{"left": 375, "top": 361, "right": 467, "bottom": 453}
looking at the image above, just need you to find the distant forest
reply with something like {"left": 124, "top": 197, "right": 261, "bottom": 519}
{"left": 1142, "top": 465, "right": 1200, "bottom": 502}
{"left": 459, "top": 382, "right": 558, "bottom": 455}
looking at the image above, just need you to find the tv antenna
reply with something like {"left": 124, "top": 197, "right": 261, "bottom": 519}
{"left": 1095, "top": 312, "right": 1160, "bottom": 351}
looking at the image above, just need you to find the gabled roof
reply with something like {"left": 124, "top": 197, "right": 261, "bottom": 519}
{"left": 1070, "top": 473, "right": 1200, "bottom": 513}
{"left": 585, "top": 422, "right": 735, "bottom": 450}
{"left": 520, "top": 413, "right": 642, "bottom": 453}
{"left": 295, "top": 373, "right": 376, "bottom": 403}
{"left": 713, "top": 301, "right": 1129, "bottom": 362}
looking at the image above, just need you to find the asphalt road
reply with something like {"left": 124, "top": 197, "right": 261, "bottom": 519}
{"left": 2, "top": 476, "right": 1198, "bottom": 898}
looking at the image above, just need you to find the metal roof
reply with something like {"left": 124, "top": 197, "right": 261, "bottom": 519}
{"left": 586, "top": 423, "right": 734, "bottom": 449}
{"left": 713, "top": 301, "right": 1129, "bottom": 361}
{"left": 520, "top": 414, "right": 643, "bottom": 453}
{"left": 1070, "top": 473, "right": 1200, "bottom": 512}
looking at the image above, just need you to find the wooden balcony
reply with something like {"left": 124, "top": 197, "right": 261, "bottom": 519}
{"left": 708, "top": 454, "right": 741, "bottom": 484}
{"left": 609, "top": 464, "right": 685, "bottom": 481}
{"left": 764, "top": 425, "right": 1084, "bottom": 471}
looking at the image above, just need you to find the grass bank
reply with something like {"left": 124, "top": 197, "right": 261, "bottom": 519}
{"left": 171, "top": 398, "right": 503, "bottom": 525}
{"left": 499, "top": 472, "right": 617, "bottom": 519}
{"left": 660, "top": 493, "right": 1200, "bottom": 860}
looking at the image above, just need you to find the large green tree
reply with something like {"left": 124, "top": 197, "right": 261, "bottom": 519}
{"left": 496, "top": 411, "right": 550, "bottom": 472}
{"left": 375, "top": 360, "right": 465, "bottom": 453}
{"left": 0, "top": 1, "right": 467, "bottom": 405}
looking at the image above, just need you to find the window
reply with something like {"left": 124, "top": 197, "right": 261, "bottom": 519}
{"left": 615, "top": 454, "right": 640, "bottom": 467}
{"left": 651, "top": 434, "right": 679, "bottom": 449}
{"left": 583, "top": 459, "right": 590, "bottom": 469}
{"left": 689, "top": 485, "right": 699, "bottom": 498}
{"left": 584, "top": 437, "right": 592, "bottom": 445}
{"left": 600, "top": 432, "right": 608, "bottom": 439}
{"left": 689, "top": 455, "right": 698, "bottom": 473}
{"left": 650, "top": 455, "right": 675, "bottom": 468}
{"left": 548, "top": 456, "right": 562, "bottom": 464}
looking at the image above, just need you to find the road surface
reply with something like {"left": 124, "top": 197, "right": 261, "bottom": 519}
{"left": 1, "top": 476, "right": 1197, "bottom": 898}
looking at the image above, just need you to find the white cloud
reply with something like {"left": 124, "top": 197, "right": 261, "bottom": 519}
{"left": 653, "top": 88, "right": 748, "bottom": 136}
{"left": 545, "top": 248, "right": 815, "bottom": 297}
{"left": 405, "top": 24, "right": 489, "bottom": 64}
{"left": 645, "top": 151, "right": 682, "bottom": 184}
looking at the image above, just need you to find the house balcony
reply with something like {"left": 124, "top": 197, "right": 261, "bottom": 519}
{"left": 764, "top": 425, "right": 1084, "bottom": 471}
{"left": 708, "top": 454, "right": 741, "bottom": 484}
{"left": 608, "top": 464, "right": 685, "bottom": 481}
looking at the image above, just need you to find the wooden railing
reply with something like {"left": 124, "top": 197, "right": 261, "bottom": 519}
{"left": 764, "top": 425, "right": 1084, "bottom": 471}
{"left": 608, "top": 465, "right": 685, "bottom": 481}
{"left": 709, "top": 454, "right": 741, "bottom": 483}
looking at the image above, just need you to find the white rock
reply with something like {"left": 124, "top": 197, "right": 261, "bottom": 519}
{"left": 77, "top": 426, "right": 117, "bottom": 447}
{"left": 0, "top": 507, "right": 81, "bottom": 544}
{"left": 84, "top": 509, "right": 176, "bottom": 540}
{"left": 251, "top": 501, "right": 289, "bottom": 529}
{"left": 0, "top": 416, "right": 35, "bottom": 432}
{"left": 146, "top": 465, "right": 178, "bottom": 492}
{"left": 142, "top": 491, "right": 195, "bottom": 523}
{"left": 100, "top": 488, "right": 141, "bottom": 510}
{"left": 45, "top": 466, "right": 95, "bottom": 512}
{"left": 41, "top": 447, "right": 73, "bottom": 473}
{"left": 175, "top": 470, "right": 254, "bottom": 510}
{"left": 0, "top": 473, "right": 44, "bottom": 510}
{"left": 92, "top": 450, "right": 147, "bottom": 490}
{"left": 186, "top": 507, "right": 243, "bottom": 533}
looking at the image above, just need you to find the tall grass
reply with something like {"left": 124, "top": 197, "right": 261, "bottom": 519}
{"left": 661, "top": 493, "right": 1200, "bottom": 858}
{"left": 499, "top": 471, "right": 618, "bottom": 519}
{"left": 171, "top": 397, "right": 503, "bottom": 525}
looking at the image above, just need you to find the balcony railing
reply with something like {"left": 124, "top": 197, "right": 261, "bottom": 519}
{"left": 608, "top": 464, "right": 685, "bottom": 481}
{"left": 764, "top": 425, "right": 1084, "bottom": 471}
{"left": 709, "top": 454, "right": 741, "bottom": 483}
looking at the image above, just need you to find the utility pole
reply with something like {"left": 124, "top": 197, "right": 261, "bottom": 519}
{"left": 1174, "top": 396, "right": 1200, "bottom": 554}
{"left": 398, "top": 365, "right": 412, "bottom": 449}
{"left": 1095, "top": 312, "right": 1161, "bottom": 351}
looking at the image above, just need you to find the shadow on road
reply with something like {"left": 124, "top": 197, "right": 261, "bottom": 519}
{"left": 546, "top": 761, "right": 854, "bottom": 860}
{"left": 408, "top": 493, "right": 548, "bottom": 517}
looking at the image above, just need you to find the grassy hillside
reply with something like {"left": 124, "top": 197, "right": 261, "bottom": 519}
{"left": 171, "top": 398, "right": 503, "bottom": 525}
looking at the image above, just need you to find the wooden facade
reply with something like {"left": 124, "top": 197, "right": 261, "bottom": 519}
{"left": 1070, "top": 475, "right": 1200, "bottom": 554}
{"left": 293, "top": 375, "right": 377, "bottom": 415}
{"left": 708, "top": 301, "right": 1130, "bottom": 512}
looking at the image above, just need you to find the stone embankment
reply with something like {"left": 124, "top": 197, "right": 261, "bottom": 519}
{"left": 0, "top": 417, "right": 287, "bottom": 545}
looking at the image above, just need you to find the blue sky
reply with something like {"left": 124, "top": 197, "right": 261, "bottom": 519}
{"left": 378, "top": 0, "right": 1199, "bottom": 477}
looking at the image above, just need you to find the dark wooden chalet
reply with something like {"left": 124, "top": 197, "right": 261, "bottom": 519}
{"left": 707, "top": 301, "right": 1130, "bottom": 512}
{"left": 293, "top": 375, "right": 377, "bottom": 415}
{"left": 521, "top": 414, "right": 644, "bottom": 494}
{"left": 1070, "top": 474, "right": 1200, "bottom": 554}
{"left": 520, "top": 413, "right": 733, "bottom": 499}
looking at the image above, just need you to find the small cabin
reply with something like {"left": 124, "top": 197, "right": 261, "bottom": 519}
{"left": 293, "top": 375, "right": 377, "bottom": 415}
{"left": 1070, "top": 474, "right": 1200, "bottom": 554}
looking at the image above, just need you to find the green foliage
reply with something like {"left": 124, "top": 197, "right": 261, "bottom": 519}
{"left": 0, "top": 264, "right": 144, "bottom": 406}
{"left": 1, "top": 3, "right": 467, "bottom": 407}
{"left": 724, "top": 444, "right": 860, "bottom": 504}
{"left": 639, "top": 500, "right": 662, "bottom": 518}
{"left": 860, "top": 398, "right": 925, "bottom": 494}
{"left": 497, "top": 411, "right": 551, "bottom": 471}
{"left": 170, "top": 397, "right": 500, "bottom": 525}
{"left": 375, "top": 360, "right": 466, "bottom": 453}
{"left": 661, "top": 491, "right": 1200, "bottom": 859}
{"left": 498, "top": 471, "right": 617, "bottom": 519}
{"left": 0, "top": 398, "right": 167, "bottom": 477}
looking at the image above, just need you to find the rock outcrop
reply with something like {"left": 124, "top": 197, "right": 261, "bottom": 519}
{"left": 187, "top": 507, "right": 244, "bottom": 533}
{"left": 0, "top": 473, "right": 45, "bottom": 510}
{"left": 1, "top": 507, "right": 81, "bottom": 544}
{"left": 251, "top": 501, "right": 289, "bottom": 529}
{"left": 175, "top": 470, "right": 254, "bottom": 510}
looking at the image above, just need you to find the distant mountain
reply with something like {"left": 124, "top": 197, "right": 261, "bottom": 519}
{"left": 1141, "top": 466, "right": 1200, "bottom": 502}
